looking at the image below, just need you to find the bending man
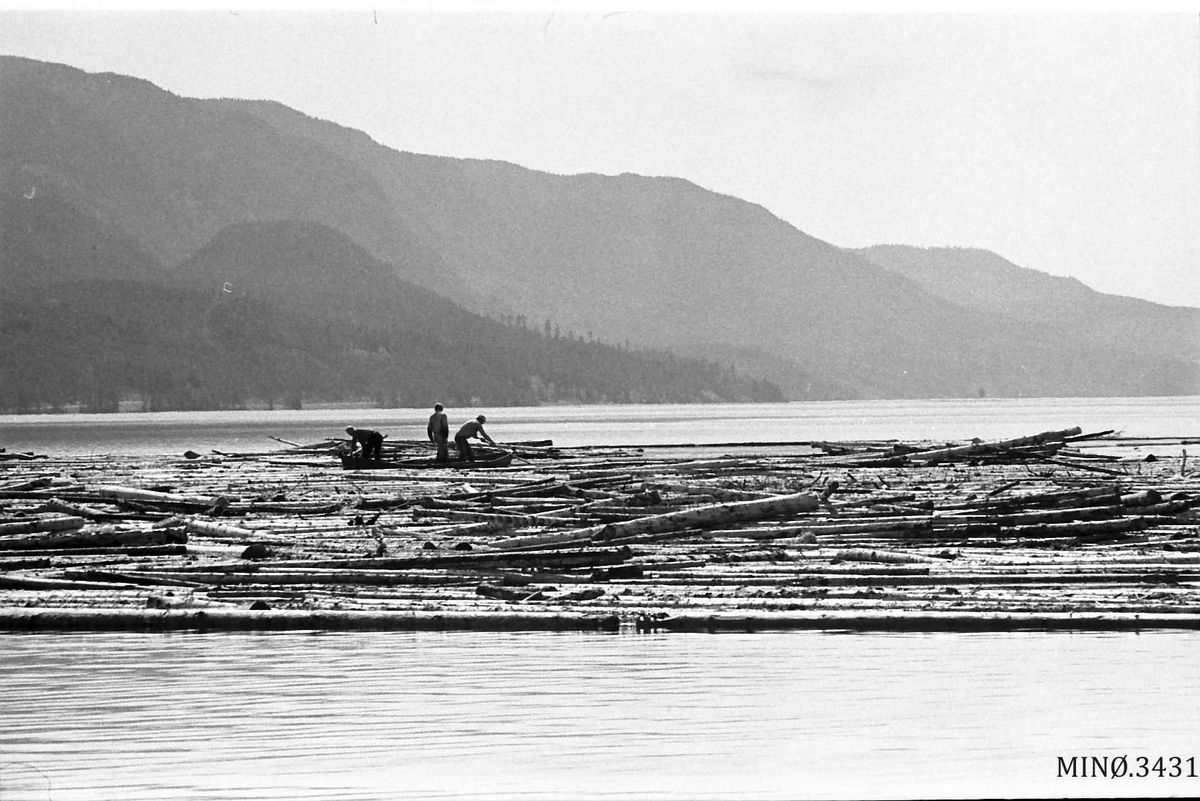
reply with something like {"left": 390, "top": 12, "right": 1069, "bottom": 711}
{"left": 454, "top": 415, "right": 496, "bottom": 463}
{"left": 345, "top": 426, "right": 384, "bottom": 461}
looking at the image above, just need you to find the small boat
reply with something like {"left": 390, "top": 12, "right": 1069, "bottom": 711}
{"left": 339, "top": 451, "right": 514, "bottom": 470}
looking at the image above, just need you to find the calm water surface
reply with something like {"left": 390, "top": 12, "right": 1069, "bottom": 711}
{"left": 1, "top": 396, "right": 1197, "bottom": 457}
{"left": 2, "top": 631, "right": 1198, "bottom": 801}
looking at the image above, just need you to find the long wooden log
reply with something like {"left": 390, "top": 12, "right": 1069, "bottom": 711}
{"left": 225, "top": 501, "right": 344, "bottom": 515}
{"left": 834, "top": 549, "right": 939, "bottom": 564}
{"left": 39, "top": 498, "right": 111, "bottom": 519}
{"left": 1037, "top": 457, "right": 1130, "bottom": 476}
{"left": 186, "top": 543, "right": 273, "bottom": 560}
{"left": 410, "top": 507, "right": 576, "bottom": 528}
{"left": 1121, "top": 490, "right": 1164, "bottom": 507}
{"left": 641, "top": 611, "right": 1200, "bottom": 633}
{"left": 0, "top": 515, "right": 86, "bottom": 536}
{"left": 0, "top": 545, "right": 189, "bottom": 558}
{"left": 0, "top": 477, "right": 53, "bottom": 492}
{"left": 1136, "top": 500, "right": 1194, "bottom": 517}
{"left": 93, "top": 485, "right": 226, "bottom": 506}
{"left": 476, "top": 584, "right": 545, "bottom": 602}
{"left": 592, "top": 490, "right": 821, "bottom": 542}
{"left": 183, "top": 519, "right": 271, "bottom": 539}
{"left": 0, "top": 574, "right": 147, "bottom": 591}
{"left": 491, "top": 491, "right": 821, "bottom": 550}
{"left": 177, "top": 547, "right": 634, "bottom": 573}
{"left": 0, "top": 527, "right": 186, "bottom": 551}
{"left": 940, "top": 485, "right": 1123, "bottom": 512}
{"left": 1003, "top": 517, "right": 1150, "bottom": 539}
{"left": 0, "top": 608, "right": 624, "bottom": 633}
{"left": 62, "top": 569, "right": 207, "bottom": 589}
{"left": 938, "top": 504, "right": 1125, "bottom": 526}
{"left": 831, "top": 493, "right": 920, "bottom": 510}
{"left": 908, "top": 427, "right": 1084, "bottom": 465}
{"left": 129, "top": 569, "right": 468, "bottom": 587}
{"left": 488, "top": 532, "right": 595, "bottom": 551}
{"left": 786, "top": 518, "right": 935, "bottom": 537}
{"left": 417, "top": 521, "right": 511, "bottom": 538}
{"left": 642, "top": 482, "right": 776, "bottom": 501}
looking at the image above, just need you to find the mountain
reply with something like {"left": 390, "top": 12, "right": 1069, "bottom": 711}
{"left": 226, "top": 97, "right": 1200, "bottom": 399}
{"left": 0, "top": 178, "right": 162, "bottom": 286}
{"left": 3, "top": 55, "right": 1197, "bottom": 404}
{"left": 0, "top": 221, "right": 782, "bottom": 412}
{"left": 856, "top": 245, "right": 1200, "bottom": 359}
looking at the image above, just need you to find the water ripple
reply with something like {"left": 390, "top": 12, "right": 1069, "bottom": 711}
{"left": 3, "top": 631, "right": 1199, "bottom": 800}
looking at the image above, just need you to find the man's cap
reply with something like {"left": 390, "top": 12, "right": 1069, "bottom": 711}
{"left": 477, "top": 415, "right": 487, "bottom": 423}
{"left": 345, "top": 426, "right": 355, "bottom": 433}
{"left": 434, "top": 403, "right": 443, "bottom": 411}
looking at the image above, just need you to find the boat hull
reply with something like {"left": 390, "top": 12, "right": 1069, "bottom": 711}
{"left": 339, "top": 452, "right": 514, "bottom": 470}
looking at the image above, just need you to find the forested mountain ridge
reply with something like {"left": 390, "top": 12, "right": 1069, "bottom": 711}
{"left": 3, "top": 54, "right": 1197, "bottom": 405}
{"left": 1, "top": 221, "right": 782, "bottom": 412}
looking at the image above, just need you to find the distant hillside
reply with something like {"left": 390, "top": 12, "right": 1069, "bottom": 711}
{"left": 3, "top": 55, "right": 1198, "bottom": 401}
{"left": 0, "top": 222, "right": 781, "bottom": 412}
{"left": 0, "top": 180, "right": 162, "bottom": 286}
{"left": 0, "top": 56, "right": 446, "bottom": 288}
{"left": 856, "top": 245, "right": 1200, "bottom": 359}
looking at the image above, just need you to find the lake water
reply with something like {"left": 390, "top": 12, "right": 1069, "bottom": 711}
{"left": 2, "top": 630, "right": 1199, "bottom": 801}
{"left": 2, "top": 395, "right": 1198, "bottom": 457}
{"left": 2, "top": 398, "right": 1199, "bottom": 800}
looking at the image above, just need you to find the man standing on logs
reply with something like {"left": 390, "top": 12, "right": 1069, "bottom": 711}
{"left": 427, "top": 403, "right": 450, "bottom": 463}
{"left": 454, "top": 415, "right": 496, "bottom": 462}
{"left": 345, "top": 426, "right": 385, "bottom": 461}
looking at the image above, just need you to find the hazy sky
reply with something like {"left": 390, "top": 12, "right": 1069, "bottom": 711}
{"left": 2, "top": 9, "right": 1198, "bottom": 307}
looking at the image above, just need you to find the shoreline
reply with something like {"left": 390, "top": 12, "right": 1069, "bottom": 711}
{"left": 4, "top": 607, "right": 1200, "bottom": 634}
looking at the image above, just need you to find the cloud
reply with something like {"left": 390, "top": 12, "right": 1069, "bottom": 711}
{"left": 726, "top": 18, "right": 920, "bottom": 117}
{"left": 731, "top": 54, "right": 905, "bottom": 114}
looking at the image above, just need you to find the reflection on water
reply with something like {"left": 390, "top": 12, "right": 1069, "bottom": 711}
{"left": 2, "top": 631, "right": 1198, "bottom": 800}
{"left": 0, "top": 396, "right": 1197, "bottom": 457}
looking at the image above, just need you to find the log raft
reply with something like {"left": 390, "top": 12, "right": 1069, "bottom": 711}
{"left": 1, "top": 428, "right": 1197, "bottom": 632}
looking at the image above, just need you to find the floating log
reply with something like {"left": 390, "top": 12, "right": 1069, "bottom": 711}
{"left": 93, "top": 485, "right": 225, "bottom": 506}
{"left": 0, "top": 608, "right": 624, "bottom": 633}
{"left": 489, "top": 491, "right": 820, "bottom": 550}
{"left": 0, "top": 477, "right": 53, "bottom": 492}
{"left": 557, "top": 588, "right": 606, "bottom": 602}
{"left": 908, "top": 427, "right": 1083, "bottom": 465}
{"left": 40, "top": 498, "right": 112, "bottom": 519}
{"left": 593, "top": 491, "right": 822, "bottom": 541}
{"left": 793, "top": 518, "right": 935, "bottom": 537}
{"left": 1004, "top": 517, "right": 1150, "bottom": 539}
{"left": 2, "top": 427, "right": 1199, "bottom": 630}
{"left": 642, "top": 481, "right": 775, "bottom": 501}
{"left": 0, "top": 574, "right": 147, "bottom": 592}
{"left": 938, "top": 505, "right": 1125, "bottom": 526}
{"left": 62, "top": 569, "right": 207, "bottom": 589}
{"left": 640, "top": 610, "right": 1200, "bottom": 633}
{"left": 219, "top": 546, "right": 635, "bottom": 573}
{"left": 186, "top": 543, "right": 272, "bottom": 560}
{"left": 1121, "top": 490, "right": 1164, "bottom": 507}
{"left": 410, "top": 507, "right": 576, "bottom": 528}
{"left": 0, "top": 527, "right": 187, "bottom": 551}
{"left": 0, "top": 514, "right": 86, "bottom": 536}
{"left": 0, "top": 545, "right": 189, "bottom": 558}
{"left": 834, "top": 549, "right": 939, "bottom": 565}
{"left": 183, "top": 519, "right": 271, "bottom": 539}
{"left": 476, "top": 584, "right": 545, "bottom": 602}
